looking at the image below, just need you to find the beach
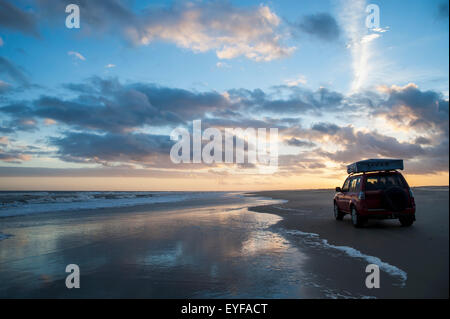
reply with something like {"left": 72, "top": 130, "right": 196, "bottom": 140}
{"left": 0, "top": 187, "right": 448, "bottom": 298}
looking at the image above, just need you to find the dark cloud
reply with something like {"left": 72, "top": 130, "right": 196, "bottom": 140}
{"left": 0, "top": 0, "right": 39, "bottom": 37}
{"left": 414, "top": 136, "right": 432, "bottom": 145}
{"left": 321, "top": 129, "right": 425, "bottom": 163}
{"left": 311, "top": 122, "right": 340, "bottom": 134}
{"left": 291, "top": 13, "right": 340, "bottom": 41}
{"left": 437, "top": 1, "right": 449, "bottom": 19}
{"left": 379, "top": 84, "right": 449, "bottom": 134}
{"left": 286, "top": 137, "right": 315, "bottom": 148}
{"left": 0, "top": 56, "right": 30, "bottom": 87}
{"left": 229, "top": 86, "right": 344, "bottom": 114}
{"left": 0, "top": 77, "right": 346, "bottom": 134}
{"left": 51, "top": 131, "right": 172, "bottom": 165}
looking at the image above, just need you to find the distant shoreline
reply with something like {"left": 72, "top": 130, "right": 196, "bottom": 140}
{"left": 0, "top": 185, "right": 448, "bottom": 192}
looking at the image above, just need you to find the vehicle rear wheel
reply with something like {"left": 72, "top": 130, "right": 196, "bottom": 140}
{"left": 399, "top": 216, "right": 414, "bottom": 227}
{"left": 334, "top": 202, "right": 344, "bottom": 221}
{"left": 351, "top": 206, "right": 364, "bottom": 228}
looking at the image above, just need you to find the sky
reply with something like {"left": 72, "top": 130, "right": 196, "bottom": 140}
{"left": 0, "top": 0, "right": 448, "bottom": 191}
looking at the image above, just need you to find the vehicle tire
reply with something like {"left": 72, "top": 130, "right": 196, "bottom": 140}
{"left": 399, "top": 216, "right": 414, "bottom": 227}
{"left": 383, "top": 187, "right": 408, "bottom": 212}
{"left": 351, "top": 206, "right": 364, "bottom": 228}
{"left": 334, "top": 202, "right": 344, "bottom": 221}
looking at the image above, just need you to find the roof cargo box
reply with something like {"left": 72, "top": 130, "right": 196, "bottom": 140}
{"left": 347, "top": 159, "right": 404, "bottom": 174}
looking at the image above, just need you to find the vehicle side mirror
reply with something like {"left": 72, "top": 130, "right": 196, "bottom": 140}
{"left": 335, "top": 187, "right": 341, "bottom": 192}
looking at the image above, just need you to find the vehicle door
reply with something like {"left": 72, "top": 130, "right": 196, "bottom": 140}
{"left": 337, "top": 177, "right": 351, "bottom": 212}
{"left": 347, "top": 176, "right": 361, "bottom": 209}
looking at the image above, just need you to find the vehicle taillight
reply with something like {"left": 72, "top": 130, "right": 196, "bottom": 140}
{"left": 358, "top": 191, "right": 365, "bottom": 200}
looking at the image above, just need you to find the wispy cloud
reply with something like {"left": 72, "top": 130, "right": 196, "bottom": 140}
{"left": 0, "top": 56, "right": 30, "bottom": 87}
{"left": 105, "top": 64, "right": 116, "bottom": 68}
{"left": 216, "top": 62, "right": 230, "bottom": 68}
{"left": 284, "top": 75, "right": 307, "bottom": 86}
{"left": 339, "top": 0, "right": 389, "bottom": 92}
{"left": 68, "top": 51, "right": 86, "bottom": 61}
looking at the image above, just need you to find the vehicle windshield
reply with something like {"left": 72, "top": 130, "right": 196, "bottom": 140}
{"left": 365, "top": 174, "right": 405, "bottom": 190}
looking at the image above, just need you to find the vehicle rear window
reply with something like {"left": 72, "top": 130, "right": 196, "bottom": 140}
{"left": 365, "top": 174, "right": 405, "bottom": 190}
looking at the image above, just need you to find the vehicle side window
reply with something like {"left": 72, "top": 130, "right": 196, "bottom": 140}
{"left": 342, "top": 178, "right": 350, "bottom": 192}
{"left": 350, "top": 178, "right": 357, "bottom": 192}
{"left": 366, "top": 177, "right": 378, "bottom": 190}
{"left": 349, "top": 176, "right": 361, "bottom": 193}
{"left": 354, "top": 177, "right": 361, "bottom": 192}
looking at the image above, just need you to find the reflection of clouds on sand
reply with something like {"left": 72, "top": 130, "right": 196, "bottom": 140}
{"left": 241, "top": 230, "right": 290, "bottom": 256}
{"left": 0, "top": 194, "right": 371, "bottom": 298}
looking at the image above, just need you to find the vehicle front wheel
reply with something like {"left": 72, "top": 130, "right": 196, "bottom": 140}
{"left": 334, "top": 202, "right": 344, "bottom": 221}
{"left": 351, "top": 206, "right": 364, "bottom": 228}
{"left": 399, "top": 216, "right": 415, "bottom": 227}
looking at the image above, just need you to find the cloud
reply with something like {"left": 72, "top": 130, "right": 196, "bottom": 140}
{"left": 0, "top": 75, "right": 447, "bottom": 175}
{"left": 38, "top": 0, "right": 294, "bottom": 62}
{"left": 216, "top": 62, "right": 230, "bottom": 68}
{"left": 360, "top": 33, "right": 380, "bottom": 43}
{"left": 228, "top": 86, "right": 344, "bottom": 114}
{"left": 0, "top": 36, "right": 3, "bottom": 46}
{"left": 0, "top": 150, "right": 31, "bottom": 163}
{"left": 286, "top": 137, "right": 315, "bottom": 148}
{"left": 51, "top": 131, "right": 172, "bottom": 165}
{"left": 437, "top": 1, "right": 449, "bottom": 19}
{"left": 0, "top": 0, "right": 39, "bottom": 37}
{"left": 284, "top": 75, "right": 307, "bottom": 86}
{"left": 68, "top": 51, "right": 86, "bottom": 61}
{"left": 376, "top": 83, "right": 449, "bottom": 134}
{"left": 414, "top": 136, "right": 432, "bottom": 145}
{"left": 0, "top": 80, "right": 10, "bottom": 93}
{"left": 318, "top": 127, "right": 426, "bottom": 162}
{"left": 0, "top": 77, "right": 233, "bottom": 132}
{"left": 129, "top": 2, "right": 294, "bottom": 62}
{"left": 105, "top": 64, "right": 116, "bottom": 68}
{"left": 0, "top": 56, "right": 30, "bottom": 87}
{"left": 0, "top": 137, "right": 34, "bottom": 163}
{"left": 311, "top": 122, "right": 340, "bottom": 134}
{"left": 291, "top": 13, "right": 340, "bottom": 41}
{"left": 0, "top": 77, "right": 348, "bottom": 134}
{"left": 339, "top": 0, "right": 387, "bottom": 91}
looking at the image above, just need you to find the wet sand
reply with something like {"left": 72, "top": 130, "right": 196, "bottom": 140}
{"left": 248, "top": 186, "right": 449, "bottom": 298}
{"left": 0, "top": 194, "right": 330, "bottom": 298}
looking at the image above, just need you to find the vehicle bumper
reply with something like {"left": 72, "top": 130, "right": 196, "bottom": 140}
{"left": 358, "top": 207, "right": 416, "bottom": 219}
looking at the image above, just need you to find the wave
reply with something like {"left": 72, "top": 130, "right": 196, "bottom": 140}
{"left": 284, "top": 229, "right": 408, "bottom": 286}
{"left": 0, "top": 191, "right": 224, "bottom": 217}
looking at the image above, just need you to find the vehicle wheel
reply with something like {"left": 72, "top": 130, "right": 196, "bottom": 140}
{"left": 399, "top": 216, "right": 414, "bottom": 227}
{"left": 334, "top": 202, "right": 344, "bottom": 221}
{"left": 351, "top": 206, "right": 364, "bottom": 228}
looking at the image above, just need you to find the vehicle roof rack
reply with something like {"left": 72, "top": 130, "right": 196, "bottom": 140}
{"left": 347, "top": 159, "right": 403, "bottom": 174}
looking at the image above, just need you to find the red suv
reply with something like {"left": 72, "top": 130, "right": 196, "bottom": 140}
{"left": 333, "top": 159, "right": 416, "bottom": 227}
